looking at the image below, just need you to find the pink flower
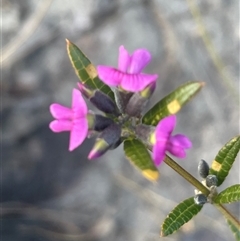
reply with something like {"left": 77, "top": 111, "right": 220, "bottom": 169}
{"left": 97, "top": 46, "right": 158, "bottom": 92}
{"left": 49, "top": 89, "right": 88, "bottom": 151}
{"left": 152, "top": 115, "right": 192, "bottom": 166}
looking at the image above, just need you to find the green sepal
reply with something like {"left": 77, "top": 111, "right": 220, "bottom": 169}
{"left": 142, "top": 81, "right": 204, "bottom": 126}
{"left": 123, "top": 139, "right": 159, "bottom": 181}
{"left": 214, "top": 184, "right": 240, "bottom": 204}
{"left": 209, "top": 136, "right": 240, "bottom": 186}
{"left": 66, "top": 39, "right": 114, "bottom": 101}
{"left": 227, "top": 219, "right": 240, "bottom": 241}
{"left": 161, "top": 197, "right": 203, "bottom": 237}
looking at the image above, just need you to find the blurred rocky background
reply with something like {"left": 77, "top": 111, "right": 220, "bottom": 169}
{"left": 1, "top": 0, "right": 239, "bottom": 240}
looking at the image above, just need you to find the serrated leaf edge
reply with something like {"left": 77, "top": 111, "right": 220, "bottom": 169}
{"left": 161, "top": 197, "right": 202, "bottom": 236}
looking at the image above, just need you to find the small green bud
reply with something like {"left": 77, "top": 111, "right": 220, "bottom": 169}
{"left": 194, "top": 193, "right": 207, "bottom": 205}
{"left": 206, "top": 175, "right": 218, "bottom": 187}
{"left": 198, "top": 159, "right": 209, "bottom": 178}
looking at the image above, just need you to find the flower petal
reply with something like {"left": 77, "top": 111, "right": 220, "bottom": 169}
{"left": 129, "top": 49, "right": 151, "bottom": 74}
{"left": 49, "top": 120, "right": 72, "bottom": 132}
{"left": 120, "top": 73, "right": 158, "bottom": 92}
{"left": 49, "top": 104, "right": 72, "bottom": 119}
{"left": 155, "top": 115, "right": 176, "bottom": 142}
{"left": 152, "top": 141, "right": 167, "bottom": 166}
{"left": 97, "top": 66, "right": 122, "bottom": 86}
{"left": 118, "top": 45, "right": 131, "bottom": 72}
{"left": 166, "top": 142, "right": 186, "bottom": 158}
{"left": 72, "top": 89, "right": 88, "bottom": 118}
{"left": 69, "top": 118, "right": 88, "bottom": 151}
{"left": 170, "top": 134, "right": 192, "bottom": 149}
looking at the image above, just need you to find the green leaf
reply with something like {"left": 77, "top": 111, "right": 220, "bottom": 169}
{"left": 209, "top": 136, "right": 240, "bottom": 186}
{"left": 66, "top": 39, "right": 114, "bottom": 101}
{"left": 142, "top": 81, "right": 204, "bottom": 126}
{"left": 161, "top": 197, "right": 202, "bottom": 237}
{"left": 214, "top": 184, "right": 240, "bottom": 204}
{"left": 226, "top": 219, "right": 240, "bottom": 241}
{"left": 123, "top": 139, "right": 159, "bottom": 181}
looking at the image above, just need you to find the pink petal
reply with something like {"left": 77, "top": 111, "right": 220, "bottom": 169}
{"left": 69, "top": 118, "right": 88, "bottom": 151}
{"left": 118, "top": 45, "right": 131, "bottom": 72}
{"left": 49, "top": 104, "right": 72, "bottom": 119}
{"left": 120, "top": 73, "right": 158, "bottom": 92}
{"left": 166, "top": 143, "right": 186, "bottom": 158}
{"left": 49, "top": 120, "right": 72, "bottom": 132}
{"left": 129, "top": 49, "right": 151, "bottom": 74}
{"left": 88, "top": 148, "right": 102, "bottom": 160}
{"left": 166, "top": 134, "right": 192, "bottom": 158}
{"left": 152, "top": 141, "right": 167, "bottom": 166}
{"left": 155, "top": 115, "right": 176, "bottom": 141}
{"left": 97, "top": 66, "right": 122, "bottom": 86}
{"left": 72, "top": 89, "right": 88, "bottom": 118}
{"left": 169, "top": 134, "right": 192, "bottom": 149}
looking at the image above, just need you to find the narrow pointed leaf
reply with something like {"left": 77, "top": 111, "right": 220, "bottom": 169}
{"left": 161, "top": 197, "right": 202, "bottom": 237}
{"left": 142, "top": 81, "right": 204, "bottom": 126}
{"left": 124, "top": 139, "right": 159, "bottom": 181}
{"left": 226, "top": 219, "right": 240, "bottom": 241}
{"left": 209, "top": 136, "right": 240, "bottom": 186}
{"left": 214, "top": 184, "right": 240, "bottom": 204}
{"left": 66, "top": 39, "right": 114, "bottom": 101}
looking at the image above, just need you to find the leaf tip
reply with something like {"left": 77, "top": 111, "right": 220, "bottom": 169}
{"left": 66, "top": 39, "right": 73, "bottom": 50}
{"left": 142, "top": 169, "right": 160, "bottom": 181}
{"left": 160, "top": 230, "right": 166, "bottom": 237}
{"left": 66, "top": 39, "right": 71, "bottom": 53}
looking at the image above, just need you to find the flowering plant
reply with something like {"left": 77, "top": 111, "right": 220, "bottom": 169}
{"left": 49, "top": 40, "right": 240, "bottom": 240}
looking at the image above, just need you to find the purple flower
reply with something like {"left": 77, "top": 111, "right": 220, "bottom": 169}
{"left": 97, "top": 46, "right": 158, "bottom": 92}
{"left": 152, "top": 115, "right": 192, "bottom": 166}
{"left": 49, "top": 89, "right": 88, "bottom": 151}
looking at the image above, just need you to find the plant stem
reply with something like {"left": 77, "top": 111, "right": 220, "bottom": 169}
{"left": 164, "top": 155, "right": 210, "bottom": 195}
{"left": 214, "top": 204, "right": 240, "bottom": 230}
{"left": 164, "top": 155, "right": 240, "bottom": 229}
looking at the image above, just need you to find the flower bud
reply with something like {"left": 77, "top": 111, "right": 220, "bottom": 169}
{"left": 125, "top": 82, "right": 156, "bottom": 117}
{"left": 78, "top": 83, "right": 119, "bottom": 115}
{"left": 198, "top": 159, "right": 209, "bottom": 178}
{"left": 194, "top": 193, "right": 207, "bottom": 205}
{"left": 87, "top": 113, "right": 114, "bottom": 131}
{"left": 135, "top": 124, "right": 155, "bottom": 147}
{"left": 88, "top": 123, "right": 121, "bottom": 159}
{"left": 94, "top": 115, "right": 114, "bottom": 131}
{"left": 78, "top": 82, "right": 93, "bottom": 98}
{"left": 114, "top": 88, "right": 133, "bottom": 113}
{"left": 109, "top": 139, "right": 122, "bottom": 149}
{"left": 140, "top": 81, "right": 156, "bottom": 98}
{"left": 206, "top": 175, "right": 218, "bottom": 187}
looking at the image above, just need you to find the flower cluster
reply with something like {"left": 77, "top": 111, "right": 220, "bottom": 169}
{"left": 49, "top": 46, "right": 192, "bottom": 166}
